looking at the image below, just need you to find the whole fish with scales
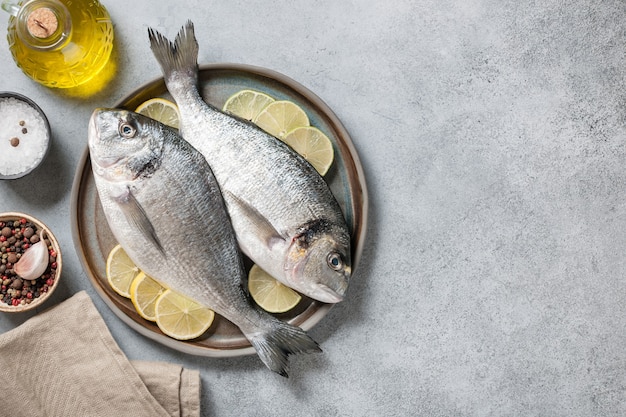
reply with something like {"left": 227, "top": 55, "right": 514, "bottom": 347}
{"left": 88, "top": 108, "right": 320, "bottom": 377}
{"left": 148, "top": 21, "right": 352, "bottom": 304}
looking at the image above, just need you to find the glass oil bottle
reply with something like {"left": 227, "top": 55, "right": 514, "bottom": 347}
{"left": 2, "top": 0, "right": 114, "bottom": 89}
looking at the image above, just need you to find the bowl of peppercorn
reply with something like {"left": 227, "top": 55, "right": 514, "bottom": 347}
{"left": 0, "top": 212, "right": 61, "bottom": 313}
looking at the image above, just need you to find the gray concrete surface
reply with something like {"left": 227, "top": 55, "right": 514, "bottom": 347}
{"left": 2, "top": 0, "right": 626, "bottom": 415}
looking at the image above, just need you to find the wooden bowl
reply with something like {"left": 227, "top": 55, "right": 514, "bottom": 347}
{"left": 0, "top": 212, "right": 62, "bottom": 313}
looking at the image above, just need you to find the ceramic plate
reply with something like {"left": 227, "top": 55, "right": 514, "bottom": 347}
{"left": 70, "top": 63, "right": 368, "bottom": 357}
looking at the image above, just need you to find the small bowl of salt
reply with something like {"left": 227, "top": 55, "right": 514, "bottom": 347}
{"left": 0, "top": 92, "right": 51, "bottom": 180}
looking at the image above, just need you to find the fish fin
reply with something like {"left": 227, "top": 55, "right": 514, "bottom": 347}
{"left": 117, "top": 188, "right": 165, "bottom": 255}
{"left": 248, "top": 321, "right": 321, "bottom": 377}
{"left": 148, "top": 21, "right": 199, "bottom": 87}
{"left": 223, "top": 190, "right": 287, "bottom": 247}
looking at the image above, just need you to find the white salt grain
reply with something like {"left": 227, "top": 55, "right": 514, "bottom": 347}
{"left": 0, "top": 97, "right": 49, "bottom": 178}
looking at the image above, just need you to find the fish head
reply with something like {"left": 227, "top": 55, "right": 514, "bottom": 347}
{"left": 88, "top": 108, "right": 165, "bottom": 182}
{"left": 285, "top": 220, "right": 351, "bottom": 303}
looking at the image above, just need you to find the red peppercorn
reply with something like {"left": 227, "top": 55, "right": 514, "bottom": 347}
{"left": 19, "top": 218, "right": 26, "bottom": 225}
{"left": 49, "top": 250, "right": 56, "bottom": 258}
{"left": 11, "top": 299, "right": 19, "bottom": 306}
{"left": 51, "top": 262, "right": 57, "bottom": 269}
{"left": 0, "top": 236, "right": 5, "bottom": 242}
{"left": 26, "top": 292, "right": 32, "bottom": 299}
{"left": 46, "top": 278, "right": 54, "bottom": 286}
{"left": 22, "top": 243, "right": 29, "bottom": 250}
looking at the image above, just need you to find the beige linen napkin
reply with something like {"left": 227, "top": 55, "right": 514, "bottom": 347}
{"left": 0, "top": 291, "right": 200, "bottom": 417}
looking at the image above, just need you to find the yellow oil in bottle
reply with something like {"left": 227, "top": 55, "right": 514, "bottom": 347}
{"left": 5, "top": 0, "right": 114, "bottom": 89}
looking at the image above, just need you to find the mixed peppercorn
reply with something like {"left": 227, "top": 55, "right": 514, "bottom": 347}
{"left": 0, "top": 218, "right": 57, "bottom": 307}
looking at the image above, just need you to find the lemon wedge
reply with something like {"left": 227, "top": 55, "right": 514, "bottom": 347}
{"left": 248, "top": 264, "right": 302, "bottom": 313}
{"left": 106, "top": 244, "right": 141, "bottom": 298}
{"left": 135, "top": 98, "right": 180, "bottom": 129}
{"left": 155, "top": 289, "right": 215, "bottom": 340}
{"left": 283, "top": 126, "right": 335, "bottom": 175}
{"left": 130, "top": 272, "right": 167, "bottom": 322}
{"left": 253, "top": 100, "right": 309, "bottom": 139}
{"left": 222, "top": 89, "right": 275, "bottom": 121}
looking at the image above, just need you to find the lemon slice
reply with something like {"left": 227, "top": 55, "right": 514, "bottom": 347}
{"left": 283, "top": 126, "right": 335, "bottom": 175}
{"left": 222, "top": 89, "right": 275, "bottom": 121}
{"left": 253, "top": 100, "right": 310, "bottom": 139}
{"left": 135, "top": 98, "right": 180, "bottom": 129}
{"left": 130, "top": 272, "right": 167, "bottom": 322}
{"left": 106, "top": 244, "right": 141, "bottom": 298}
{"left": 155, "top": 289, "right": 215, "bottom": 340}
{"left": 248, "top": 264, "right": 302, "bottom": 313}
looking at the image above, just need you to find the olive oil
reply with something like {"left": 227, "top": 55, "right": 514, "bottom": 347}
{"left": 4, "top": 0, "right": 114, "bottom": 89}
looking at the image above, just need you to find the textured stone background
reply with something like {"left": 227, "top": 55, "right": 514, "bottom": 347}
{"left": 2, "top": 0, "right": 626, "bottom": 415}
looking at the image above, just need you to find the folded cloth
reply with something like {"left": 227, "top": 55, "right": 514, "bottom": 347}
{"left": 132, "top": 361, "right": 201, "bottom": 417}
{"left": 0, "top": 291, "right": 200, "bottom": 417}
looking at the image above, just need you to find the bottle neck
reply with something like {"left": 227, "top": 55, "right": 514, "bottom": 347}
{"left": 15, "top": 0, "right": 71, "bottom": 51}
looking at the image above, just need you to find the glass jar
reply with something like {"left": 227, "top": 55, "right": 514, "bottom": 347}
{"left": 2, "top": 0, "right": 114, "bottom": 89}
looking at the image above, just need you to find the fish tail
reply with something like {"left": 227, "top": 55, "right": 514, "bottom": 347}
{"left": 248, "top": 321, "right": 322, "bottom": 377}
{"left": 148, "top": 21, "right": 199, "bottom": 89}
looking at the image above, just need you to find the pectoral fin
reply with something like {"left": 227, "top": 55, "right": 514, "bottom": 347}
{"left": 223, "top": 190, "right": 286, "bottom": 248}
{"left": 117, "top": 187, "right": 165, "bottom": 255}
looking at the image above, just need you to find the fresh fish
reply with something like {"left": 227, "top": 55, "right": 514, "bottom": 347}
{"left": 88, "top": 108, "right": 320, "bottom": 376}
{"left": 148, "top": 22, "right": 352, "bottom": 304}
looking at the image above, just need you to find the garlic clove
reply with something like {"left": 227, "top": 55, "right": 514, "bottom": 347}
{"left": 14, "top": 231, "right": 49, "bottom": 281}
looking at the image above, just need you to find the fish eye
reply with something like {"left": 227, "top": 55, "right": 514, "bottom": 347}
{"left": 327, "top": 252, "right": 343, "bottom": 271}
{"left": 119, "top": 122, "right": 137, "bottom": 138}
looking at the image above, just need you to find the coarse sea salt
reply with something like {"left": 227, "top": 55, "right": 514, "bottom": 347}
{"left": 0, "top": 96, "right": 49, "bottom": 179}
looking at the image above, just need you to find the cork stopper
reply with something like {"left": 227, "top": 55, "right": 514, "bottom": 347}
{"left": 26, "top": 8, "right": 58, "bottom": 39}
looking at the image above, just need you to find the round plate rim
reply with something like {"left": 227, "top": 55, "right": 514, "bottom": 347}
{"left": 70, "top": 62, "right": 368, "bottom": 358}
